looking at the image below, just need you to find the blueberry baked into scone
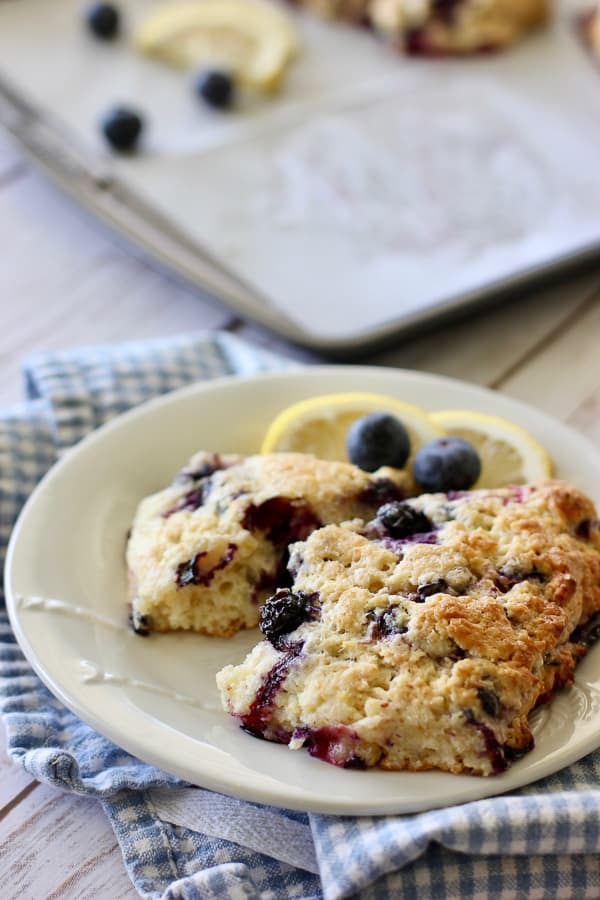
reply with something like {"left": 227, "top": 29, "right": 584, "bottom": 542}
{"left": 369, "top": 0, "right": 548, "bottom": 54}
{"left": 217, "top": 481, "right": 600, "bottom": 775}
{"left": 126, "top": 451, "right": 411, "bottom": 637}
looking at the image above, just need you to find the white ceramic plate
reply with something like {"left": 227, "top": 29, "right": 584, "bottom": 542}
{"left": 5, "top": 366, "right": 600, "bottom": 815}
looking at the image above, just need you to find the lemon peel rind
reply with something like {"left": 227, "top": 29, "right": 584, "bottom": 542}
{"left": 133, "top": 0, "right": 299, "bottom": 91}
{"left": 430, "top": 409, "right": 553, "bottom": 484}
{"left": 260, "top": 391, "right": 443, "bottom": 456}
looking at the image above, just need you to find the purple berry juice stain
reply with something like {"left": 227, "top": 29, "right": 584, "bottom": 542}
{"left": 240, "top": 642, "right": 303, "bottom": 738}
{"left": 175, "top": 543, "right": 237, "bottom": 588}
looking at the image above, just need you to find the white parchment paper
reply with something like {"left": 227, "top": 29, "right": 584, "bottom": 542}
{"left": 1, "top": 0, "right": 599, "bottom": 340}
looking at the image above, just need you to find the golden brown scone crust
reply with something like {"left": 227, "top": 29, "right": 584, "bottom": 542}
{"left": 127, "top": 451, "right": 411, "bottom": 636}
{"left": 217, "top": 481, "right": 600, "bottom": 775}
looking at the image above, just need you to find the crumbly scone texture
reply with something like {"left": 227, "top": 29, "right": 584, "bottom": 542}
{"left": 217, "top": 480, "right": 600, "bottom": 775}
{"left": 368, "top": 0, "right": 547, "bottom": 53}
{"left": 127, "top": 451, "right": 412, "bottom": 637}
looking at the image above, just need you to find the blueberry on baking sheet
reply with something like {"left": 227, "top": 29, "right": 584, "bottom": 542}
{"left": 412, "top": 436, "right": 481, "bottom": 492}
{"left": 100, "top": 106, "right": 144, "bottom": 152}
{"left": 194, "top": 70, "right": 235, "bottom": 109}
{"left": 346, "top": 412, "right": 411, "bottom": 472}
{"left": 85, "top": 2, "right": 120, "bottom": 39}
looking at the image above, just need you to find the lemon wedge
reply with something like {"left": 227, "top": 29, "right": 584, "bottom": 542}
{"left": 430, "top": 409, "right": 553, "bottom": 489}
{"left": 133, "top": 0, "right": 299, "bottom": 92}
{"left": 261, "top": 392, "right": 443, "bottom": 464}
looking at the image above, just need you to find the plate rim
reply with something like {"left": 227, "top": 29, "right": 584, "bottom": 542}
{"left": 5, "top": 364, "right": 600, "bottom": 815}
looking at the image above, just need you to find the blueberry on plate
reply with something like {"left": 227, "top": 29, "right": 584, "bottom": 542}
{"left": 412, "top": 437, "right": 481, "bottom": 492}
{"left": 100, "top": 106, "right": 144, "bottom": 152}
{"left": 194, "top": 70, "right": 235, "bottom": 109}
{"left": 85, "top": 2, "right": 120, "bottom": 39}
{"left": 346, "top": 412, "right": 410, "bottom": 472}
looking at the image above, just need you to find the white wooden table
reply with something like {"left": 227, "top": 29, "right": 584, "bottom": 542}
{"left": 1, "top": 127, "right": 600, "bottom": 898}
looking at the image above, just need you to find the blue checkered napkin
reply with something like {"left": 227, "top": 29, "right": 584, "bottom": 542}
{"left": 1, "top": 331, "right": 600, "bottom": 900}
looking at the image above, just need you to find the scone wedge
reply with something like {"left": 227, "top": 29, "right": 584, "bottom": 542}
{"left": 218, "top": 481, "right": 600, "bottom": 775}
{"left": 370, "top": 0, "right": 548, "bottom": 54}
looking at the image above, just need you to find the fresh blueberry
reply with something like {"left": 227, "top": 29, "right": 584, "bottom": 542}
{"left": 346, "top": 413, "right": 410, "bottom": 472}
{"left": 100, "top": 106, "right": 144, "bottom": 152}
{"left": 194, "top": 70, "right": 235, "bottom": 109}
{"left": 86, "top": 2, "right": 120, "bottom": 39}
{"left": 412, "top": 437, "right": 481, "bottom": 492}
{"left": 259, "top": 589, "right": 317, "bottom": 646}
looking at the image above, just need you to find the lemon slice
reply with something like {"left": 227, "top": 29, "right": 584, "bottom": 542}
{"left": 134, "top": 0, "right": 299, "bottom": 92}
{"left": 261, "top": 392, "right": 443, "bottom": 464}
{"left": 430, "top": 409, "right": 553, "bottom": 489}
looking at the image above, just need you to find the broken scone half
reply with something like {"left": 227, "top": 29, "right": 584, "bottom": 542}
{"left": 126, "top": 450, "right": 411, "bottom": 637}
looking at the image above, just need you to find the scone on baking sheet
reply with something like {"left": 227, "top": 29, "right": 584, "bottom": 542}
{"left": 126, "top": 451, "right": 412, "bottom": 637}
{"left": 582, "top": 3, "right": 600, "bottom": 59}
{"left": 370, "top": 0, "right": 548, "bottom": 54}
{"left": 290, "top": 0, "right": 371, "bottom": 23}
{"left": 217, "top": 481, "right": 600, "bottom": 775}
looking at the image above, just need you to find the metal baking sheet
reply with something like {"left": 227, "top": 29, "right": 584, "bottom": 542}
{"left": 1, "top": 0, "right": 600, "bottom": 353}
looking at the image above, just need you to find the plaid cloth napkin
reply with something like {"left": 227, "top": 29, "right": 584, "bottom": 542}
{"left": 1, "top": 331, "right": 600, "bottom": 900}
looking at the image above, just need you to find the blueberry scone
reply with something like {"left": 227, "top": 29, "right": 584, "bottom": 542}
{"left": 370, "top": 0, "right": 548, "bottom": 54}
{"left": 583, "top": 4, "right": 600, "bottom": 59}
{"left": 217, "top": 481, "right": 600, "bottom": 775}
{"left": 127, "top": 451, "right": 411, "bottom": 637}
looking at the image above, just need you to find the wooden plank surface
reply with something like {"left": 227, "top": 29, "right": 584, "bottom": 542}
{"left": 0, "top": 134, "right": 26, "bottom": 184}
{"left": 500, "top": 289, "right": 600, "bottom": 416}
{"left": 0, "top": 721, "right": 35, "bottom": 812}
{"left": 0, "top": 782, "right": 138, "bottom": 900}
{"left": 0, "top": 164, "right": 234, "bottom": 408}
{"left": 1, "top": 125, "right": 600, "bottom": 899}
{"left": 372, "top": 272, "right": 600, "bottom": 386}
